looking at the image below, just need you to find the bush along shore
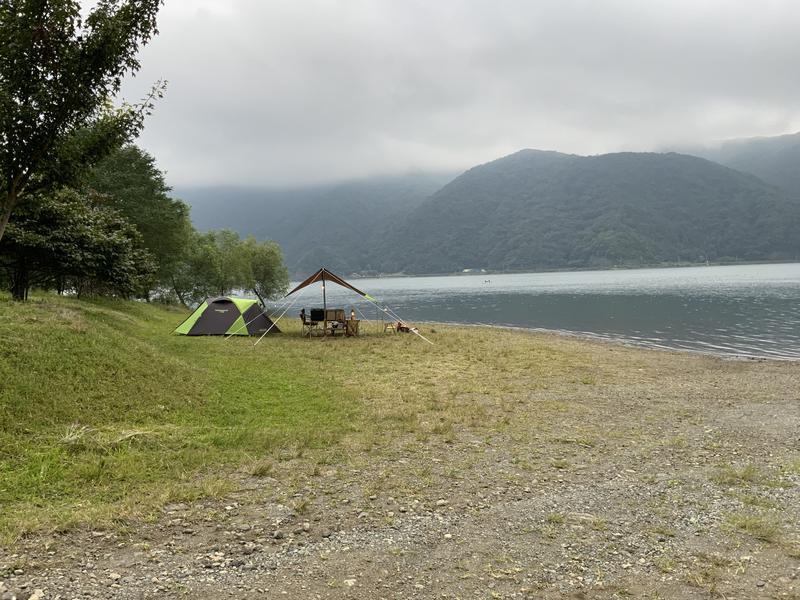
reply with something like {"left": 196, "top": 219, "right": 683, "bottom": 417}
{"left": 1, "top": 295, "right": 798, "bottom": 599}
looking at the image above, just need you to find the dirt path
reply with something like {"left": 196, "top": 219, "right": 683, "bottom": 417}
{"left": 2, "top": 335, "right": 799, "bottom": 599}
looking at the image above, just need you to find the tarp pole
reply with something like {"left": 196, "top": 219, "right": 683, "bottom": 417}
{"left": 322, "top": 269, "right": 327, "bottom": 336}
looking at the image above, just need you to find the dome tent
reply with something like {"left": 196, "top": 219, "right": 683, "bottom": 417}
{"left": 174, "top": 297, "right": 280, "bottom": 336}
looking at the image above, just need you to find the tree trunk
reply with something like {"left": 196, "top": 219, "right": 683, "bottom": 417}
{"left": 0, "top": 191, "right": 15, "bottom": 243}
{"left": 254, "top": 289, "right": 267, "bottom": 308}
{"left": 10, "top": 260, "right": 29, "bottom": 301}
{"left": 171, "top": 277, "right": 188, "bottom": 308}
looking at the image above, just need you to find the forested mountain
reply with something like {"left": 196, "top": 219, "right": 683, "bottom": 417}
{"left": 181, "top": 150, "right": 800, "bottom": 276}
{"left": 178, "top": 172, "right": 453, "bottom": 276}
{"left": 376, "top": 150, "right": 800, "bottom": 273}
{"left": 677, "top": 132, "right": 800, "bottom": 199}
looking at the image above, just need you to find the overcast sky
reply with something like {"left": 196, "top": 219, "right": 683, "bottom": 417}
{"left": 120, "top": 0, "right": 800, "bottom": 188}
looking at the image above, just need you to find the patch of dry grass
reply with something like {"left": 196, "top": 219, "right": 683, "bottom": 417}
{"left": 726, "top": 512, "right": 782, "bottom": 543}
{"left": 711, "top": 464, "right": 764, "bottom": 486}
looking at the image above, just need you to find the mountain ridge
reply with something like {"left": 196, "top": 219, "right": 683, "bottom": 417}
{"left": 178, "top": 142, "right": 800, "bottom": 276}
{"left": 377, "top": 149, "right": 800, "bottom": 273}
{"left": 177, "top": 172, "right": 454, "bottom": 275}
{"left": 674, "top": 131, "right": 800, "bottom": 198}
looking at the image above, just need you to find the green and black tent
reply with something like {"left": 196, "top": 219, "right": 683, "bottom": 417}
{"left": 174, "top": 297, "right": 280, "bottom": 336}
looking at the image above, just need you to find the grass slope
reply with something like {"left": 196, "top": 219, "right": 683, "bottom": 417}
{"left": 0, "top": 295, "right": 358, "bottom": 540}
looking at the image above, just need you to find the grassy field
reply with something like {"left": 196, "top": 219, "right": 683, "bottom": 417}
{"left": 0, "top": 294, "right": 585, "bottom": 542}
{"left": 0, "top": 295, "right": 363, "bottom": 540}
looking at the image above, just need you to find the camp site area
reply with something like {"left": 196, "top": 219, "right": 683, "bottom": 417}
{"left": 2, "top": 291, "right": 799, "bottom": 600}
{"left": 173, "top": 268, "right": 431, "bottom": 343}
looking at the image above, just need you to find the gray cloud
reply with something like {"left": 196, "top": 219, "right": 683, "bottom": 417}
{"left": 120, "top": 0, "right": 800, "bottom": 187}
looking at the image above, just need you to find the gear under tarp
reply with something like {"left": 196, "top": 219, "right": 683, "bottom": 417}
{"left": 174, "top": 297, "right": 280, "bottom": 336}
{"left": 285, "top": 267, "right": 434, "bottom": 345}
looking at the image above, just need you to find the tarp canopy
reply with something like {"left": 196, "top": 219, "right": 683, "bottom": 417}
{"left": 286, "top": 267, "right": 372, "bottom": 299}
{"left": 282, "top": 267, "right": 434, "bottom": 345}
{"left": 174, "top": 296, "right": 280, "bottom": 336}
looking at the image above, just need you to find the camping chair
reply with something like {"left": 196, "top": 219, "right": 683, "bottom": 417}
{"left": 301, "top": 313, "right": 320, "bottom": 337}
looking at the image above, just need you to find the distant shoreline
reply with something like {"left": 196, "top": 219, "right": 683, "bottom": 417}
{"left": 343, "top": 258, "right": 800, "bottom": 280}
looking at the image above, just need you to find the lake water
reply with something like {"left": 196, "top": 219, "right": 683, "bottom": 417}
{"left": 298, "top": 263, "right": 800, "bottom": 360}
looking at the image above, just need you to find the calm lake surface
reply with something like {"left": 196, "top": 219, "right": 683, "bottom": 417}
{"left": 311, "top": 263, "right": 800, "bottom": 360}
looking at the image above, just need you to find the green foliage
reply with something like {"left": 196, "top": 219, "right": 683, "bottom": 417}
{"left": 0, "top": 0, "right": 164, "bottom": 240}
{"left": 0, "top": 189, "right": 155, "bottom": 300}
{"left": 168, "top": 231, "right": 210, "bottom": 304}
{"left": 87, "top": 145, "right": 193, "bottom": 289}
{"left": 173, "top": 229, "right": 241, "bottom": 303}
{"left": 0, "top": 142, "right": 290, "bottom": 304}
{"left": 170, "top": 230, "right": 289, "bottom": 306}
{"left": 240, "top": 236, "right": 289, "bottom": 302}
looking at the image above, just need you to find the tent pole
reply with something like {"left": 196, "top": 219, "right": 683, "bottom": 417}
{"left": 322, "top": 270, "right": 327, "bottom": 336}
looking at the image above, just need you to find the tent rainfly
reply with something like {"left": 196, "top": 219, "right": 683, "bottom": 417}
{"left": 174, "top": 297, "right": 280, "bottom": 336}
